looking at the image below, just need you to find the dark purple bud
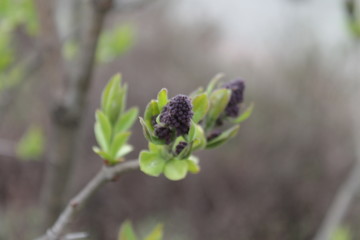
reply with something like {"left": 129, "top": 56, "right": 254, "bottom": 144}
{"left": 207, "top": 130, "right": 222, "bottom": 142}
{"left": 175, "top": 141, "right": 188, "bottom": 155}
{"left": 223, "top": 79, "right": 245, "bottom": 117}
{"left": 159, "top": 94, "right": 193, "bottom": 135}
{"left": 154, "top": 126, "right": 173, "bottom": 144}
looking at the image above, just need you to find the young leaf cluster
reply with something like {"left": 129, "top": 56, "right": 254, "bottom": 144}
{"left": 93, "top": 74, "right": 138, "bottom": 165}
{"left": 139, "top": 74, "right": 252, "bottom": 181}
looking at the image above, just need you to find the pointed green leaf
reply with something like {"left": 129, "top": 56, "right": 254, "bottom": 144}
{"left": 157, "top": 88, "right": 168, "bottom": 112}
{"left": 186, "top": 155, "right": 200, "bottom": 174}
{"left": 101, "top": 73, "right": 121, "bottom": 113}
{"left": 115, "top": 107, "right": 139, "bottom": 133}
{"left": 139, "top": 151, "right": 166, "bottom": 177}
{"left": 144, "top": 224, "right": 164, "bottom": 240}
{"left": 192, "top": 125, "right": 207, "bottom": 151}
{"left": 110, "top": 132, "right": 131, "bottom": 159}
{"left": 163, "top": 159, "right": 188, "bottom": 181}
{"left": 144, "top": 100, "right": 160, "bottom": 131}
{"left": 92, "top": 146, "right": 113, "bottom": 161}
{"left": 116, "top": 144, "right": 134, "bottom": 159}
{"left": 118, "top": 220, "right": 137, "bottom": 240}
{"left": 120, "top": 83, "right": 128, "bottom": 114}
{"left": 233, "top": 102, "right": 254, "bottom": 124}
{"left": 206, "top": 88, "right": 231, "bottom": 129}
{"left": 139, "top": 117, "right": 154, "bottom": 142}
{"left": 206, "top": 125, "right": 240, "bottom": 149}
{"left": 206, "top": 73, "right": 224, "bottom": 95}
{"left": 186, "top": 120, "right": 196, "bottom": 142}
{"left": 95, "top": 110, "right": 112, "bottom": 152}
{"left": 192, "top": 93, "right": 209, "bottom": 123}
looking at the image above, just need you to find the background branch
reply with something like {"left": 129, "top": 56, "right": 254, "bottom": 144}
{"left": 37, "top": 159, "right": 139, "bottom": 240}
{"left": 40, "top": 0, "right": 114, "bottom": 226}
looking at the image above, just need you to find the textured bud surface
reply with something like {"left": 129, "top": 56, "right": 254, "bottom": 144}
{"left": 159, "top": 95, "right": 193, "bottom": 136}
{"left": 154, "top": 126, "right": 172, "bottom": 144}
{"left": 223, "top": 79, "right": 245, "bottom": 117}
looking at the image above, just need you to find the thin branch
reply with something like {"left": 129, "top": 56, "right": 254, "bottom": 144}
{"left": 36, "top": 159, "right": 139, "bottom": 240}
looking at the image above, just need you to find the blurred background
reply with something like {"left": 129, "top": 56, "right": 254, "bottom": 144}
{"left": 1, "top": 0, "right": 360, "bottom": 239}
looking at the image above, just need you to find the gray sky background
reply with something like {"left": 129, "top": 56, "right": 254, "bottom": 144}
{"left": 172, "top": 0, "right": 349, "bottom": 59}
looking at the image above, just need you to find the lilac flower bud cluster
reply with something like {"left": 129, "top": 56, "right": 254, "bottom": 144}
{"left": 175, "top": 141, "right": 188, "bottom": 155}
{"left": 223, "top": 79, "right": 245, "bottom": 117}
{"left": 154, "top": 95, "right": 193, "bottom": 143}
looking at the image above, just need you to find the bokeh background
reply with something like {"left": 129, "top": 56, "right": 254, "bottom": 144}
{"left": 1, "top": 0, "right": 360, "bottom": 239}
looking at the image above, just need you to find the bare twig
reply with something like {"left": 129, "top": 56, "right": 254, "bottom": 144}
{"left": 37, "top": 159, "right": 139, "bottom": 240}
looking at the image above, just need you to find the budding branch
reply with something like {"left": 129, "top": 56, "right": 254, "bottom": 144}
{"left": 36, "top": 160, "right": 139, "bottom": 240}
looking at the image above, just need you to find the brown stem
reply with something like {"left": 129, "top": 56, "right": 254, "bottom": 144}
{"left": 36, "top": 160, "right": 139, "bottom": 240}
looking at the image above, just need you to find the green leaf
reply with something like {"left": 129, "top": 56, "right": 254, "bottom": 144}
{"left": 192, "top": 125, "right": 207, "bottom": 151}
{"left": 186, "top": 155, "right": 200, "bottom": 174}
{"left": 206, "top": 88, "right": 231, "bottom": 129}
{"left": 110, "top": 132, "right": 131, "bottom": 160}
{"left": 115, "top": 107, "right": 139, "bottom": 133}
{"left": 144, "top": 224, "right": 164, "bottom": 240}
{"left": 185, "top": 120, "right": 196, "bottom": 142}
{"left": 139, "top": 117, "right": 153, "bottom": 142}
{"left": 163, "top": 159, "right": 188, "bottom": 181}
{"left": 101, "top": 74, "right": 121, "bottom": 113}
{"left": 16, "top": 126, "right": 44, "bottom": 161}
{"left": 139, "top": 151, "right": 166, "bottom": 177}
{"left": 206, "top": 125, "right": 240, "bottom": 149}
{"left": 120, "top": 83, "right": 128, "bottom": 115}
{"left": 95, "top": 110, "right": 112, "bottom": 152}
{"left": 101, "top": 74, "right": 127, "bottom": 124}
{"left": 149, "top": 142, "right": 163, "bottom": 153}
{"left": 206, "top": 73, "right": 224, "bottom": 95}
{"left": 118, "top": 220, "right": 137, "bottom": 240}
{"left": 192, "top": 93, "right": 209, "bottom": 123}
{"left": 233, "top": 103, "right": 254, "bottom": 124}
{"left": 115, "top": 144, "right": 134, "bottom": 159}
{"left": 157, "top": 88, "right": 168, "bottom": 112}
{"left": 92, "top": 146, "right": 113, "bottom": 161}
{"left": 144, "top": 100, "right": 160, "bottom": 131}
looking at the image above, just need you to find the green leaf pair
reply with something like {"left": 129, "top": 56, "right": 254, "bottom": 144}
{"left": 93, "top": 74, "right": 138, "bottom": 165}
{"left": 118, "top": 220, "right": 164, "bottom": 240}
{"left": 139, "top": 144, "right": 200, "bottom": 181}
